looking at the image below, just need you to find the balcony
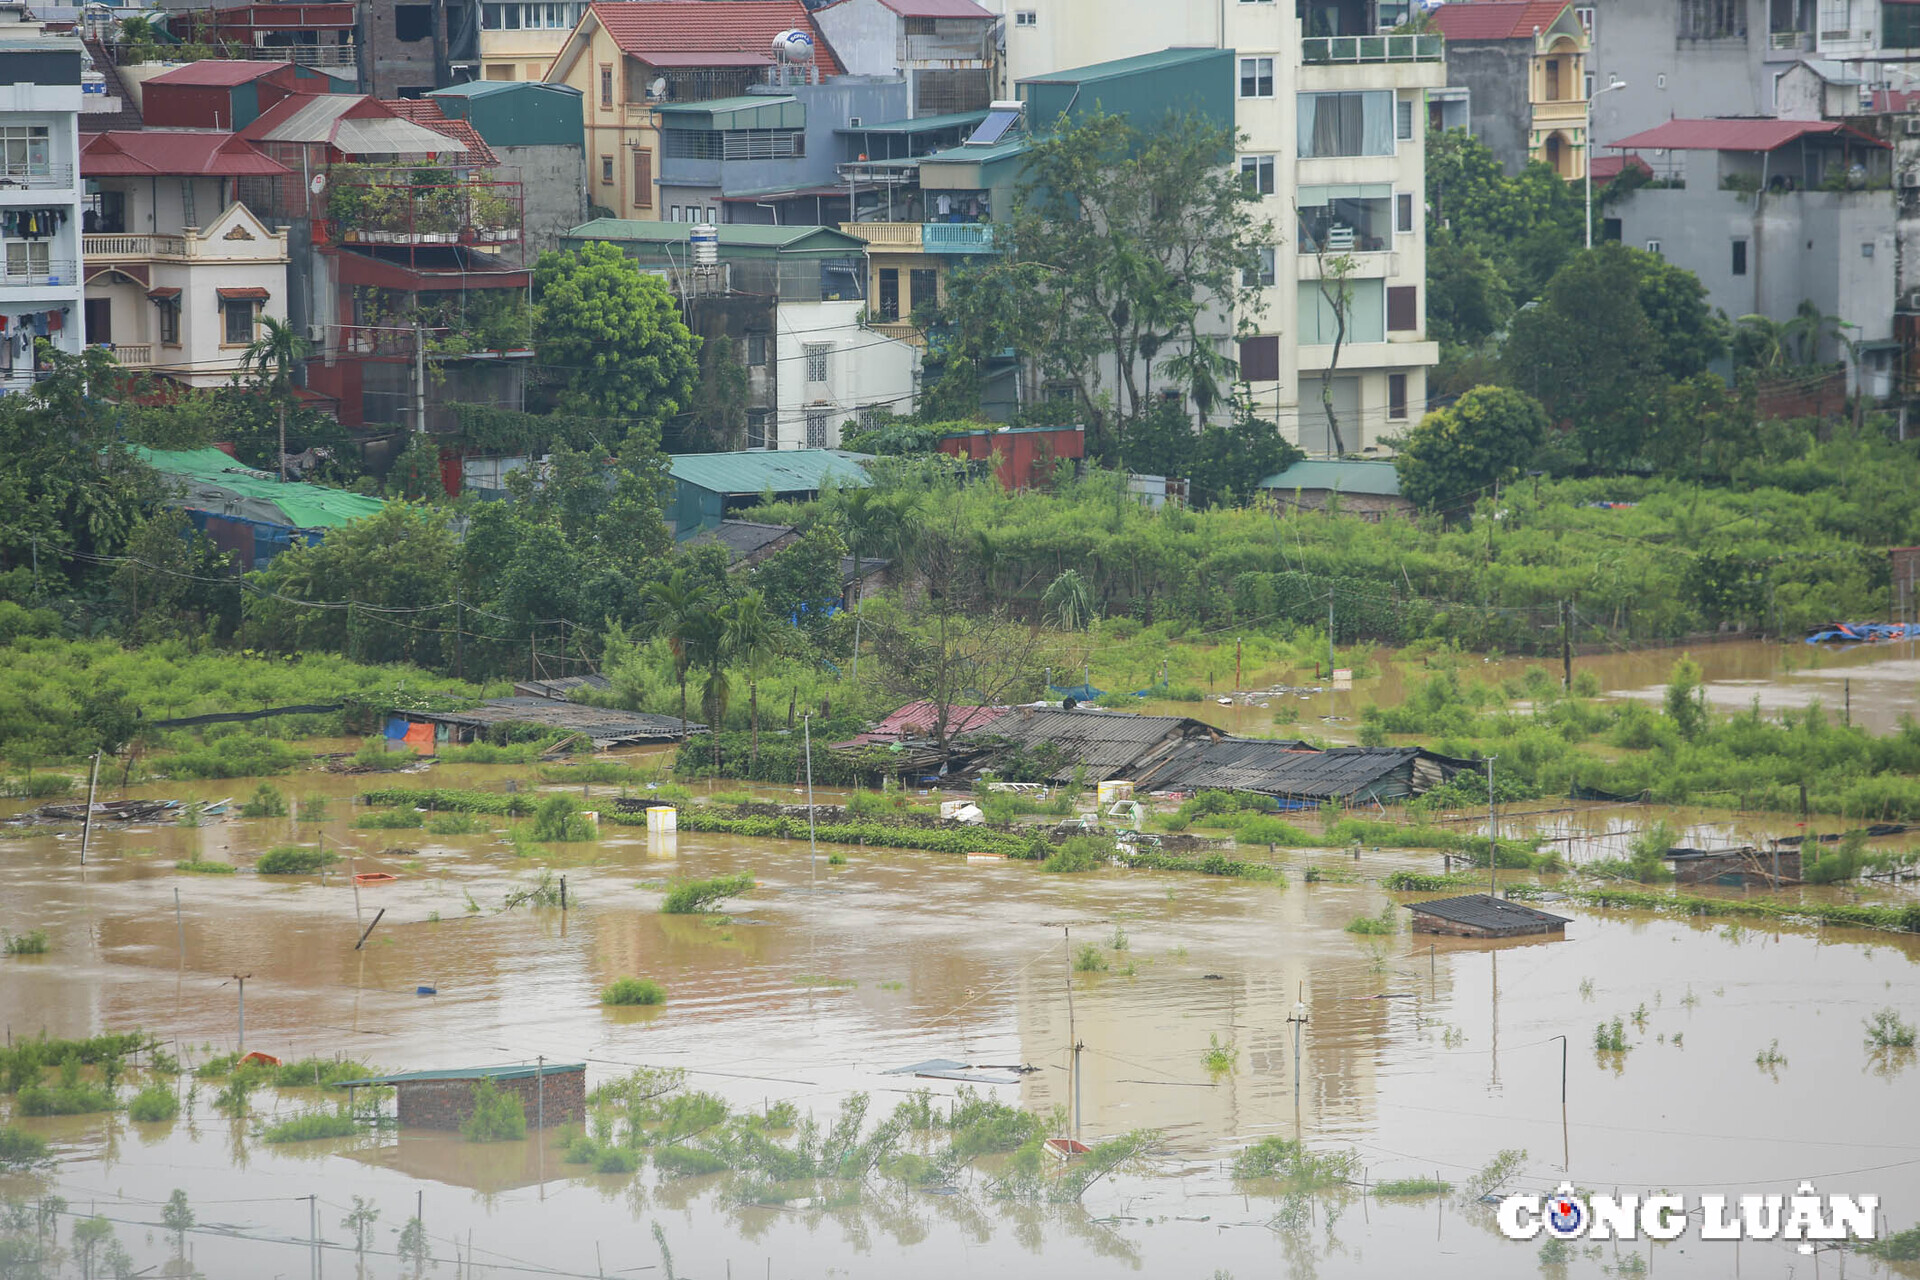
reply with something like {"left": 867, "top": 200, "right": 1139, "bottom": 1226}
{"left": 922, "top": 222, "right": 994, "bottom": 253}
{"left": 0, "top": 164, "right": 75, "bottom": 193}
{"left": 902, "top": 32, "right": 990, "bottom": 62}
{"left": 326, "top": 171, "right": 524, "bottom": 249}
{"left": 1301, "top": 33, "right": 1443, "bottom": 64}
{"left": 99, "top": 343, "right": 152, "bottom": 366}
{"left": 84, "top": 234, "right": 192, "bottom": 260}
{"left": 840, "top": 221, "right": 925, "bottom": 248}
{"left": 246, "top": 44, "right": 358, "bottom": 66}
{"left": 0, "top": 259, "right": 77, "bottom": 287}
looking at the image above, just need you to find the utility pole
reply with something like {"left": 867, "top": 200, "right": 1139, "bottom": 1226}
{"left": 1235, "top": 636, "right": 1242, "bottom": 690}
{"left": 78, "top": 750, "right": 100, "bottom": 866}
{"left": 803, "top": 713, "right": 818, "bottom": 889}
{"left": 1486, "top": 757, "right": 1498, "bottom": 896}
{"left": 413, "top": 320, "right": 427, "bottom": 435}
{"left": 1561, "top": 600, "right": 1573, "bottom": 690}
{"left": 232, "top": 973, "right": 252, "bottom": 1054}
{"left": 1287, "top": 993, "right": 1308, "bottom": 1116}
{"left": 536, "top": 1054, "right": 545, "bottom": 1133}
{"left": 453, "top": 586, "right": 463, "bottom": 680}
{"left": 1063, "top": 925, "right": 1082, "bottom": 1141}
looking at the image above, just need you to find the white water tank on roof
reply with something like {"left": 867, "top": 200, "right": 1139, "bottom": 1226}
{"left": 690, "top": 223, "right": 718, "bottom": 266}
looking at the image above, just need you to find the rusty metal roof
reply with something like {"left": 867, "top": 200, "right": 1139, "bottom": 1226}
{"left": 1405, "top": 894, "right": 1570, "bottom": 934}
{"left": 402, "top": 697, "right": 702, "bottom": 746}
{"left": 960, "top": 707, "right": 1219, "bottom": 782}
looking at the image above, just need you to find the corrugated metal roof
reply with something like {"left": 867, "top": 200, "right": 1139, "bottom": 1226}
{"left": 81, "top": 130, "right": 289, "bottom": 178}
{"left": 656, "top": 94, "right": 803, "bottom": 130}
{"left": 405, "top": 698, "right": 704, "bottom": 744}
{"left": 137, "top": 447, "right": 387, "bottom": 531}
{"left": 870, "top": 700, "right": 1008, "bottom": 738}
{"left": 669, "top": 449, "right": 873, "bottom": 495}
{"left": 568, "top": 218, "right": 866, "bottom": 253}
{"left": 837, "top": 109, "right": 988, "bottom": 135}
{"left": 333, "top": 115, "right": 462, "bottom": 156}
{"left": 961, "top": 707, "right": 1219, "bottom": 782}
{"left": 146, "top": 59, "right": 283, "bottom": 86}
{"left": 379, "top": 99, "right": 501, "bottom": 166}
{"left": 1610, "top": 117, "right": 1887, "bottom": 153}
{"left": 1405, "top": 894, "right": 1570, "bottom": 933}
{"left": 335, "top": 1062, "right": 586, "bottom": 1087}
{"left": 589, "top": 0, "right": 844, "bottom": 75}
{"left": 1018, "top": 46, "right": 1224, "bottom": 84}
{"left": 1428, "top": 1, "right": 1573, "bottom": 41}
{"left": 874, "top": 0, "right": 993, "bottom": 18}
{"left": 1256, "top": 460, "right": 1404, "bottom": 497}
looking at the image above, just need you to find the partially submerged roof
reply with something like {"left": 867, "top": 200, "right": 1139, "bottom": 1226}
{"left": 961, "top": 707, "right": 1221, "bottom": 782}
{"left": 1405, "top": 894, "right": 1571, "bottom": 934}
{"left": 137, "top": 447, "right": 387, "bottom": 531}
{"left": 1428, "top": 1, "right": 1574, "bottom": 41}
{"left": 586, "top": 0, "right": 844, "bottom": 75}
{"left": 1257, "top": 459, "right": 1404, "bottom": 497}
{"left": 1137, "top": 741, "right": 1435, "bottom": 800}
{"left": 1610, "top": 117, "right": 1888, "bottom": 152}
{"left": 401, "top": 698, "right": 704, "bottom": 746}
{"left": 81, "top": 130, "right": 289, "bottom": 178}
{"left": 335, "top": 1062, "right": 585, "bottom": 1087}
{"left": 668, "top": 449, "right": 873, "bottom": 496}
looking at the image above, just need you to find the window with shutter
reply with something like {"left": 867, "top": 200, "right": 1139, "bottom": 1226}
{"left": 1386, "top": 285, "right": 1417, "bottom": 332}
{"left": 632, "top": 148, "right": 652, "bottom": 207}
{"left": 1238, "top": 335, "right": 1279, "bottom": 382}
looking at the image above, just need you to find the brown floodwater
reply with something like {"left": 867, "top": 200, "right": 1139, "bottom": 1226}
{"left": 4, "top": 756, "right": 1919, "bottom": 1279}
{"left": 1134, "top": 635, "right": 1920, "bottom": 741}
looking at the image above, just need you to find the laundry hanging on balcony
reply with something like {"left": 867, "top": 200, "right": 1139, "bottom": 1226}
{"left": 1, "top": 208, "right": 69, "bottom": 239}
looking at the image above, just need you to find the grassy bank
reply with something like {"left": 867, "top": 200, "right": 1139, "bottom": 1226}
{"left": 1503, "top": 884, "right": 1920, "bottom": 934}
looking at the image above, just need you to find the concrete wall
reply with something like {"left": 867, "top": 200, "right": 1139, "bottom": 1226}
{"left": 494, "top": 141, "right": 586, "bottom": 259}
{"left": 775, "top": 299, "right": 917, "bottom": 448}
{"left": 658, "top": 79, "right": 909, "bottom": 208}
{"left": 1445, "top": 42, "right": 1531, "bottom": 175}
{"left": 1587, "top": 0, "right": 1769, "bottom": 146}
{"left": 814, "top": 0, "right": 899, "bottom": 78}
{"left": 393, "top": 1069, "right": 585, "bottom": 1130}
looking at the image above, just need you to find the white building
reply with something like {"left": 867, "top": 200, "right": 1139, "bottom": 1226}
{"left": 777, "top": 298, "right": 920, "bottom": 448}
{"left": 0, "top": 33, "right": 86, "bottom": 394}
{"left": 79, "top": 131, "right": 292, "bottom": 385}
{"left": 986, "top": 0, "right": 1440, "bottom": 455}
{"left": 813, "top": 0, "right": 999, "bottom": 115}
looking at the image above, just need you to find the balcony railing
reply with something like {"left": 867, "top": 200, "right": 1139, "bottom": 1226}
{"left": 246, "top": 43, "right": 358, "bottom": 66}
{"left": 0, "top": 260, "right": 78, "bottom": 287}
{"left": 840, "top": 221, "right": 924, "bottom": 248}
{"left": 922, "top": 222, "right": 994, "bottom": 253}
{"left": 902, "top": 32, "right": 989, "bottom": 62}
{"left": 98, "top": 343, "right": 153, "bottom": 366}
{"left": 84, "top": 234, "right": 192, "bottom": 259}
{"left": 327, "top": 174, "right": 524, "bottom": 247}
{"left": 1769, "top": 29, "right": 1809, "bottom": 50}
{"left": 1301, "top": 33, "right": 1443, "bottom": 64}
{"left": 0, "top": 164, "right": 75, "bottom": 192}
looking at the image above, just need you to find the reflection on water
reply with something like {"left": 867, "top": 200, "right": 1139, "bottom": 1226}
{"left": 2, "top": 747, "right": 1918, "bottom": 1277}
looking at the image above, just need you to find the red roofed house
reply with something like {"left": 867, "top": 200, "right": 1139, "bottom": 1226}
{"left": 79, "top": 130, "right": 293, "bottom": 386}
{"left": 1604, "top": 117, "right": 1896, "bottom": 398}
{"left": 1428, "top": 1, "right": 1589, "bottom": 178}
{"left": 813, "top": 0, "right": 996, "bottom": 115}
{"left": 139, "top": 58, "right": 343, "bottom": 131}
{"left": 544, "top": 0, "right": 843, "bottom": 221}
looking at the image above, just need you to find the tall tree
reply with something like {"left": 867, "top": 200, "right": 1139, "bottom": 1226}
{"left": 533, "top": 240, "right": 700, "bottom": 425}
{"left": 239, "top": 315, "right": 310, "bottom": 481}
{"left": 724, "top": 589, "right": 782, "bottom": 773}
{"left": 642, "top": 568, "right": 713, "bottom": 735}
{"left": 1393, "top": 385, "right": 1548, "bottom": 511}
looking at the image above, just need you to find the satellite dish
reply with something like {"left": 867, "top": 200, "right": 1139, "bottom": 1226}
{"left": 649, "top": 76, "right": 666, "bottom": 99}
{"left": 772, "top": 28, "right": 814, "bottom": 62}
{"left": 309, "top": 173, "right": 327, "bottom": 195}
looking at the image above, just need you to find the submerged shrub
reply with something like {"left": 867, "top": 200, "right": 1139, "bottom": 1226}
{"left": 1866, "top": 1007, "right": 1917, "bottom": 1050}
{"left": 1232, "top": 1137, "right": 1357, "bottom": 1186}
{"left": 256, "top": 845, "right": 339, "bottom": 875}
{"left": 530, "top": 795, "right": 597, "bottom": 842}
{"left": 460, "top": 1079, "right": 527, "bottom": 1142}
{"left": 239, "top": 784, "right": 289, "bottom": 818}
{"left": 0, "top": 1125, "right": 50, "bottom": 1169}
{"left": 601, "top": 978, "right": 666, "bottom": 1007}
{"left": 354, "top": 810, "right": 423, "bottom": 829}
{"left": 174, "top": 859, "right": 235, "bottom": 875}
{"left": 1042, "top": 835, "right": 1114, "bottom": 873}
{"left": 127, "top": 1083, "right": 180, "bottom": 1122}
{"left": 262, "top": 1110, "right": 360, "bottom": 1143}
{"left": 3, "top": 929, "right": 50, "bottom": 955}
{"left": 660, "top": 873, "right": 754, "bottom": 915}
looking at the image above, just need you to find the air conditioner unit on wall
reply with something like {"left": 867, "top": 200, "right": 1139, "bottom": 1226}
{"left": 1902, "top": 169, "right": 1920, "bottom": 187}
{"left": 1904, "top": 288, "right": 1920, "bottom": 311}
{"left": 1905, "top": 116, "right": 1920, "bottom": 135}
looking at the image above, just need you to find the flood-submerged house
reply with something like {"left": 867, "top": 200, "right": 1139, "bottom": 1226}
{"left": 1404, "top": 894, "right": 1570, "bottom": 939}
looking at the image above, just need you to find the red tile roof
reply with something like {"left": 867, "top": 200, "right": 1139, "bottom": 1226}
{"left": 874, "top": 0, "right": 992, "bottom": 18}
{"left": 1587, "top": 153, "right": 1651, "bottom": 183}
{"left": 146, "top": 59, "right": 285, "bottom": 86}
{"left": 1610, "top": 117, "right": 1888, "bottom": 152}
{"left": 1872, "top": 88, "right": 1920, "bottom": 113}
{"left": 379, "top": 99, "right": 501, "bottom": 167}
{"left": 588, "top": 0, "right": 843, "bottom": 75}
{"left": 1429, "top": 0, "right": 1573, "bottom": 40}
{"left": 80, "top": 129, "right": 291, "bottom": 178}
{"left": 869, "top": 700, "right": 1008, "bottom": 739}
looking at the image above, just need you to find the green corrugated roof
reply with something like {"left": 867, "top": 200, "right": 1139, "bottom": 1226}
{"left": 565, "top": 219, "right": 867, "bottom": 257}
{"left": 670, "top": 449, "right": 873, "bottom": 495}
{"left": 137, "top": 447, "right": 388, "bottom": 530}
{"left": 836, "top": 110, "right": 989, "bottom": 136}
{"left": 921, "top": 137, "right": 1030, "bottom": 167}
{"left": 657, "top": 95, "right": 803, "bottom": 130}
{"left": 334, "top": 1063, "right": 586, "bottom": 1087}
{"left": 1021, "top": 47, "right": 1226, "bottom": 85}
{"left": 1256, "top": 459, "right": 1403, "bottom": 497}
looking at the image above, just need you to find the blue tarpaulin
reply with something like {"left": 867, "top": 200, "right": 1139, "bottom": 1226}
{"left": 385, "top": 717, "right": 411, "bottom": 740}
{"left": 1048, "top": 683, "right": 1104, "bottom": 702}
{"left": 1806, "top": 623, "right": 1920, "bottom": 645}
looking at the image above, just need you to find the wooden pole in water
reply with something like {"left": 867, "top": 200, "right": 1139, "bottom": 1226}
{"left": 174, "top": 887, "right": 184, "bottom": 964}
{"left": 78, "top": 750, "right": 100, "bottom": 867}
{"left": 1063, "top": 925, "right": 1081, "bottom": 1141}
{"left": 232, "top": 973, "right": 250, "bottom": 1054}
{"left": 536, "top": 1054, "right": 545, "bottom": 1132}
{"left": 1486, "top": 756, "right": 1498, "bottom": 896}
{"left": 349, "top": 857, "right": 363, "bottom": 929}
{"left": 354, "top": 908, "right": 384, "bottom": 951}
{"left": 803, "top": 713, "right": 818, "bottom": 889}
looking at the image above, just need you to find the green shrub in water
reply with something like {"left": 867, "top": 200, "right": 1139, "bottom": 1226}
{"left": 0, "top": 1125, "right": 50, "bottom": 1169}
{"left": 127, "top": 1083, "right": 180, "bottom": 1122}
{"left": 352, "top": 737, "right": 412, "bottom": 771}
{"left": 1866, "top": 1007, "right": 1917, "bottom": 1050}
{"left": 262, "top": 1110, "right": 360, "bottom": 1143}
{"left": 354, "top": 810, "right": 424, "bottom": 829}
{"left": 1042, "top": 835, "right": 1115, "bottom": 873}
{"left": 239, "top": 784, "right": 288, "bottom": 818}
{"left": 1072, "top": 943, "right": 1107, "bottom": 973}
{"left": 156, "top": 736, "right": 310, "bottom": 780}
{"left": 1344, "top": 906, "right": 1396, "bottom": 936}
{"left": 1593, "top": 1018, "right": 1629, "bottom": 1053}
{"left": 660, "top": 873, "right": 754, "bottom": 915}
{"left": 1375, "top": 1176, "right": 1452, "bottom": 1197}
{"left": 256, "top": 845, "right": 338, "bottom": 875}
{"left": 1232, "top": 1137, "right": 1357, "bottom": 1186}
{"left": 601, "top": 978, "right": 666, "bottom": 1006}
{"left": 3, "top": 929, "right": 49, "bottom": 955}
{"left": 653, "top": 1143, "right": 730, "bottom": 1177}
{"left": 530, "top": 795, "right": 597, "bottom": 842}
{"left": 460, "top": 1079, "right": 527, "bottom": 1142}
{"left": 174, "top": 859, "right": 235, "bottom": 875}
{"left": 427, "top": 813, "right": 483, "bottom": 835}
{"left": 16, "top": 1082, "right": 117, "bottom": 1115}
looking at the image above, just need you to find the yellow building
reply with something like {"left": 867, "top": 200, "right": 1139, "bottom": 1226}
{"left": 543, "top": 0, "right": 842, "bottom": 221}
{"left": 478, "top": 0, "right": 588, "bottom": 84}
{"left": 1430, "top": 1, "right": 1590, "bottom": 179}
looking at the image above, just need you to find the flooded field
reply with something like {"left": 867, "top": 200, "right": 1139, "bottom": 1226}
{"left": 3, "top": 758, "right": 1918, "bottom": 1278}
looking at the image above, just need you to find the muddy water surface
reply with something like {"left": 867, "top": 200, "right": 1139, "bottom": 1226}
{"left": 3, "top": 763, "right": 1918, "bottom": 1279}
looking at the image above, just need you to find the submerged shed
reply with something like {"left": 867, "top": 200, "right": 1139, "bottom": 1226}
{"left": 395, "top": 698, "right": 703, "bottom": 748}
{"left": 334, "top": 1062, "right": 585, "bottom": 1129}
{"left": 1405, "top": 894, "right": 1570, "bottom": 939}
{"left": 1135, "top": 742, "right": 1463, "bottom": 804}
{"left": 958, "top": 706, "right": 1222, "bottom": 783}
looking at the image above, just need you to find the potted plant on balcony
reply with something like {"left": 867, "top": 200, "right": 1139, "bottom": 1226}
{"left": 470, "top": 186, "right": 516, "bottom": 243}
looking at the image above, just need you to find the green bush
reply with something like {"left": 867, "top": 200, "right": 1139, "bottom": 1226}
{"left": 593, "top": 1146, "right": 639, "bottom": 1174}
{"left": 360, "top": 787, "right": 535, "bottom": 815}
{"left": 1072, "top": 943, "right": 1108, "bottom": 973}
{"left": 127, "top": 1082, "right": 179, "bottom": 1122}
{"left": 3, "top": 929, "right": 50, "bottom": 955}
{"left": 601, "top": 978, "right": 666, "bottom": 1006}
{"left": 530, "top": 795, "right": 597, "bottom": 842}
{"left": 1375, "top": 1176, "right": 1452, "bottom": 1197}
{"left": 255, "top": 845, "right": 338, "bottom": 875}
{"left": 1041, "top": 835, "right": 1115, "bottom": 873}
{"left": 352, "top": 737, "right": 412, "bottom": 770}
{"left": 0, "top": 1125, "right": 49, "bottom": 1169}
{"left": 175, "top": 859, "right": 236, "bottom": 875}
{"left": 354, "top": 810, "right": 424, "bottom": 829}
{"left": 16, "top": 1082, "right": 117, "bottom": 1115}
{"left": 653, "top": 1143, "right": 730, "bottom": 1177}
{"left": 1232, "top": 1137, "right": 1357, "bottom": 1186}
{"left": 426, "top": 813, "right": 483, "bottom": 835}
{"left": 239, "top": 783, "right": 289, "bottom": 818}
{"left": 262, "top": 1110, "right": 360, "bottom": 1143}
{"left": 1, "top": 773, "right": 74, "bottom": 798}
{"left": 460, "top": 1079, "right": 527, "bottom": 1142}
{"left": 156, "top": 736, "right": 311, "bottom": 780}
{"left": 660, "top": 872, "right": 754, "bottom": 915}
{"left": 1344, "top": 906, "right": 1396, "bottom": 936}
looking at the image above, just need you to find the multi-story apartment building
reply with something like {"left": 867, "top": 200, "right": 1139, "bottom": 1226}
{"left": 0, "top": 33, "right": 86, "bottom": 394}
{"left": 812, "top": 0, "right": 999, "bottom": 115}
{"left": 982, "top": 0, "right": 1440, "bottom": 454}
{"left": 478, "top": 0, "right": 585, "bottom": 84}
{"left": 1430, "top": 0, "right": 1591, "bottom": 178}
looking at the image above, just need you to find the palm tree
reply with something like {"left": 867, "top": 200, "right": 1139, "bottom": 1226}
{"left": 686, "top": 610, "right": 732, "bottom": 773}
{"left": 725, "top": 589, "right": 782, "bottom": 774}
{"left": 1042, "top": 568, "right": 1095, "bottom": 630}
{"left": 643, "top": 569, "right": 713, "bottom": 736}
{"left": 239, "top": 315, "right": 310, "bottom": 482}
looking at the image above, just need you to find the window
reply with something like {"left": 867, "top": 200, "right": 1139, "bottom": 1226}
{"left": 1298, "top": 278, "right": 1386, "bottom": 344}
{"left": 1574, "top": 5, "right": 1594, "bottom": 36}
{"left": 1239, "top": 57, "right": 1274, "bottom": 97}
{"left": 1239, "top": 154, "right": 1276, "bottom": 195}
{"left": 1298, "top": 185, "right": 1392, "bottom": 252}
{"left": 394, "top": 4, "right": 432, "bottom": 41}
{"left": 484, "top": 63, "right": 514, "bottom": 79}
{"left": 1678, "top": 0, "right": 1745, "bottom": 38}
{"left": 1396, "top": 192, "right": 1413, "bottom": 233}
{"left": 746, "top": 333, "right": 768, "bottom": 367}
{"left": 1731, "top": 238, "right": 1748, "bottom": 275}
{"left": 1298, "top": 91, "right": 1395, "bottom": 157}
{"left": 1244, "top": 246, "right": 1276, "bottom": 287}
{"left": 1396, "top": 98, "right": 1414, "bottom": 141}
{"left": 747, "top": 409, "right": 770, "bottom": 449}
{"left": 805, "top": 408, "right": 829, "bottom": 447}
{"left": 1388, "top": 373, "right": 1408, "bottom": 420}
{"left": 669, "top": 205, "right": 681, "bottom": 221}
{"left": 857, "top": 404, "right": 887, "bottom": 431}
{"left": 1862, "top": 241, "right": 1875, "bottom": 259}
{"left": 84, "top": 298, "right": 111, "bottom": 346}
{"left": 223, "top": 301, "right": 256, "bottom": 345}
{"left": 909, "top": 267, "right": 937, "bottom": 314}
{"left": 4, "top": 241, "right": 50, "bottom": 280}
{"left": 1238, "top": 335, "right": 1279, "bottom": 382}
{"left": 1014, "top": 9, "right": 1036, "bottom": 24}
{"left": 482, "top": 2, "right": 502, "bottom": 27}
{"left": 1646, "top": 239, "right": 1662, "bottom": 256}
{"left": 599, "top": 64, "right": 613, "bottom": 108}
{"left": 0, "top": 125, "right": 50, "bottom": 178}
{"left": 157, "top": 298, "right": 179, "bottom": 345}
{"left": 805, "top": 343, "right": 831, "bottom": 384}
{"left": 878, "top": 267, "right": 900, "bottom": 320}
{"left": 904, "top": 15, "right": 936, "bottom": 33}
{"left": 1585, "top": 70, "right": 1595, "bottom": 99}
{"left": 632, "top": 148, "right": 652, "bottom": 206}
{"left": 1387, "top": 285, "right": 1417, "bottom": 332}
{"left": 600, "top": 155, "right": 613, "bottom": 184}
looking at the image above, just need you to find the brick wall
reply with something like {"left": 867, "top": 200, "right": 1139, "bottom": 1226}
{"left": 393, "top": 1069, "right": 586, "bottom": 1130}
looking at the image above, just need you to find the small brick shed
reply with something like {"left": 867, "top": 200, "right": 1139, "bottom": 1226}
{"left": 337, "top": 1063, "right": 586, "bottom": 1131}
{"left": 1405, "top": 894, "right": 1570, "bottom": 939}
